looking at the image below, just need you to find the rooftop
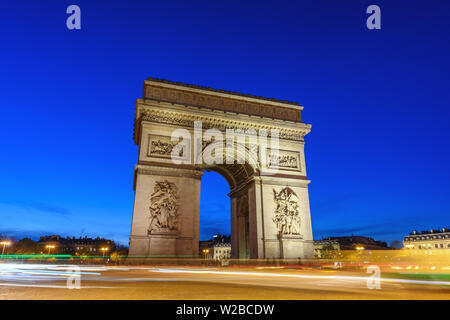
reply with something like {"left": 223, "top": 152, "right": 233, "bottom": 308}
{"left": 409, "top": 227, "right": 449, "bottom": 236}
{"left": 213, "top": 242, "right": 231, "bottom": 247}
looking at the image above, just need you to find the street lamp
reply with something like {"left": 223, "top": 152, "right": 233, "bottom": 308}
{"left": 45, "top": 245, "right": 56, "bottom": 255}
{"left": 100, "top": 247, "right": 109, "bottom": 257}
{"left": 0, "top": 241, "right": 11, "bottom": 255}
{"left": 202, "top": 249, "right": 209, "bottom": 260}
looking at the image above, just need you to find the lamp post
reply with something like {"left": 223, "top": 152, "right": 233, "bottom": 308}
{"left": 100, "top": 247, "right": 109, "bottom": 257}
{"left": 355, "top": 246, "right": 365, "bottom": 262}
{"left": 0, "top": 241, "right": 11, "bottom": 255}
{"left": 45, "top": 245, "right": 56, "bottom": 255}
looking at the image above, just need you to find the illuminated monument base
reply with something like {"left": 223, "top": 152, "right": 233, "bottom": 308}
{"left": 129, "top": 78, "right": 314, "bottom": 259}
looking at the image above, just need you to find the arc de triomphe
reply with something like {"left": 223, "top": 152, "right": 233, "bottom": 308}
{"left": 129, "top": 78, "right": 314, "bottom": 259}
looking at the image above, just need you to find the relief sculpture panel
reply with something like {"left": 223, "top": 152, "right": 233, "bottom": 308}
{"left": 272, "top": 187, "right": 302, "bottom": 236}
{"left": 267, "top": 149, "right": 301, "bottom": 171}
{"left": 148, "top": 135, "right": 184, "bottom": 158}
{"left": 148, "top": 180, "right": 180, "bottom": 234}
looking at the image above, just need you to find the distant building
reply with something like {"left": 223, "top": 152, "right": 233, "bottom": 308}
{"left": 38, "top": 235, "right": 115, "bottom": 254}
{"left": 200, "top": 234, "right": 231, "bottom": 260}
{"left": 403, "top": 228, "right": 450, "bottom": 250}
{"left": 313, "top": 239, "right": 340, "bottom": 258}
{"left": 321, "top": 236, "right": 388, "bottom": 250}
{"left": 210, "top": 242, "right": 231, "bottom": 260}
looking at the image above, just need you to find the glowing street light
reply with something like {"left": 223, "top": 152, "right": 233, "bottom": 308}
{"left": 100, "top": 247, "right": 109, "bottom": 257}
{"left": 0, "top": 241, "right": 11, "bottom": 255}
{"left": 45, "top": 245, "right": 56, "bottom": 255}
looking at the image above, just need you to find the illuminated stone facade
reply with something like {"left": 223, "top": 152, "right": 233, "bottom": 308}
{"left": 313, "top": 240, "right": 340, "bottom": 258}
{"left": 129, "top": 78, "right": 314, "bottom": 259}
{"left": 403, "top": 228, "right": 450, "bottom": 250}
{"left": 210, "top": 242, "right": 232, "bottom": 260}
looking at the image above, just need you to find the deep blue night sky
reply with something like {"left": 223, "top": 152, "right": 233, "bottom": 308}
{"left": 0, "top": 1, "right": 449, "bottom": 245}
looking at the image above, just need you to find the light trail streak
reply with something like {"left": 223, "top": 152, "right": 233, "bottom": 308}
{"left": 0, "top": 282, "right": 115, "bottom": 289}
{"left": 149, "top": 268, "right": 450, "bottom": 287}
{"left": 0, "top": 263, "right": 101, "bottom": 286}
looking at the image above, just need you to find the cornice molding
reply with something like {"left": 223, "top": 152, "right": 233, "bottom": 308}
{"left": 135, "top": 164, "right": 204, "bottom": 179}
{"left": 134, "top": 104, "right": 311, "bottom": 144}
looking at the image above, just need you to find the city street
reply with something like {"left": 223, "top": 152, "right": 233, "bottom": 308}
{"left": 0, "top": 264, "right": 448, "bottom": 300}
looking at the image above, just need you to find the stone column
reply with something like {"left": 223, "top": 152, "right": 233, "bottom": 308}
{"left": 256, "top": 176, "right": 314, "bottom": 259}
{"left": 129, "top": 165, "right": 203, "bottom": 257}
{"left": 247, "top": 181, "right": 264, "bottom": 259}
{"left": 229, "top": 195, "right": 239, "bottom": 259}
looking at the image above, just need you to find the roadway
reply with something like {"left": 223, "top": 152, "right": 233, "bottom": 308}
{"left": 0, "top": 264, "right": 449, "bottom": 299}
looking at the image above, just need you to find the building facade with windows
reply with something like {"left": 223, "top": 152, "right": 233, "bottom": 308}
{"left": 211, "top": 242, "right": 231, "bottom": 260}
{"left": 313, "top": 239, "right": 340, "bottom": 258}
{"left": 403, "top": 228, "right": 450, "bottom": 250}
{"left": 319, "top": 236, "right": 388, "bottom": 251}
{"left": 38, "top": 235, "right": 115, "bottom": 254}
{"left": 200, "top": 235, "right": 232, "bottom": 260}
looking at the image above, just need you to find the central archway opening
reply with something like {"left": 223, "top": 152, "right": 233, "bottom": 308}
{"left": 197, "top": 142, "right": 258, "bottom": 259}
{"left": 199, "top": 171, "right": 231, "bottom": 258}
{"left": 199, "top": 162, "right": 256, "bottom": 259}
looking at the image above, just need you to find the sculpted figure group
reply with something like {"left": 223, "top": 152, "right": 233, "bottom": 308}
{"left": 272, "top": 187, "right": 301, "bottom": 236}
{"left": 148, "top": 180, "right": 180, "bottom": 233}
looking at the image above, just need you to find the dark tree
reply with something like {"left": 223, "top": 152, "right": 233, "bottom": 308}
{"left": 12, "top": 238, "right": 40, "bottom": 255}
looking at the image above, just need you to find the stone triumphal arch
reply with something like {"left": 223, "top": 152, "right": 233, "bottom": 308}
{"left": 129, "top": 78, "right": 314, "bottom": 259}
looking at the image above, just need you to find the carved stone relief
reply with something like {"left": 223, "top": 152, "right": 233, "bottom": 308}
{"left": 201, "top": 138, "right": 259, "bottom": 164}
{"left": 272, "top": 187, "right": 301, "bottom": 236}
{"left": 148, "top": 180, "right": 180, "bottom": 234}
{"left": 148, "top": 135, "right": 184, "bottom": 158}
{"left": 267, "top": 149, "right": 301, "bottom": 171}
{"left": 144, "top": 83, "right": 302, "bottom": 122}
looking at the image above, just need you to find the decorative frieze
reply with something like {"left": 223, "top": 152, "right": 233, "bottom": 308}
{"left": 267, "top": 150, "right": 301, "bottom": 171}
{"left": 148, "top": 135, "right": 184, "bottom": 158}
{"left": 143, "top": 82, "right": 302, "bottom": 123}
{"left": 137, "top": 108, "right": 308, "bottom": 142}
